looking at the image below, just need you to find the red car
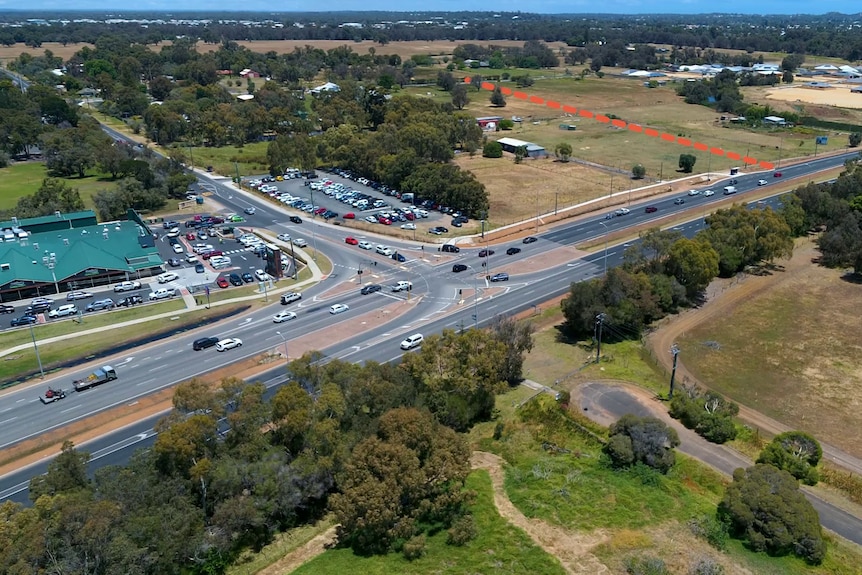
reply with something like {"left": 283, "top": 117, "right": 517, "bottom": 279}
{"left": 380, "top": 218, "right": 392, "bottom": 226}
{"left": 404, "top": 212, "right": 415, "bottom": 221}
{"left": 314, "top": 207, "right": 327, "bottom": 215}
{"left": 343, "top": 212, "right": 356, "bottom": 219}
{"left": 216, "top": 276, "right": 230, "bottom": 288}
{"left": 774, "top": 171, "right": 783, "bottom": 178}
{"left": 345, "top": 236, "right": 359, "bottom": 245}
{"left": 185, "top": 232, "right": 195, "bottom": 240}
{"left": 644, "top": 206, "right": 658, "bottom": 213}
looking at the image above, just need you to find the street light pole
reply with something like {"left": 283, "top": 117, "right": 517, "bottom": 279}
{"left": 276, "top": 331, "right": 289, "bottom": 368}
{"left": 669, "top": 344, "right": 680, "bottom": 399}
{"left": 29, "top": 323, "right": 45, "bottom": 379}
{"left": 598, "top": 221, "right": 609, "bottom": 275}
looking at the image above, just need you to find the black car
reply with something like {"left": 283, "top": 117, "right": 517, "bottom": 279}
{"left": 25, "top": 302, "right": 52, "bottom": 315}
{"left": 116, "top": 295, "right": 143, "bottom": 307}
{"left": 478, "top": 249, "right": 495, "bottom": 258}
{"left": 241, "top": 272, "right": 254, "bottom": 283}
{"left": 361, "top": 284, "right": 382, "bottom": 295}
{"left": 523, "top": 236, "right": 538, "bottom": 244}
{"left": 0, "top": 304, "right": 14, "bottom": 314}
{"left": 289, "top": 216, "right": 303, "bottom": 224}
{"left": 11, "top": 315, "right": 37, "bottom": 327}
{"left": 229, "top": 273, "right": 243, "bottom": 286}
{"left": 193, "top": 336, "right": 220, "bottom": 351}
{"left": 392, "top": 252, "right": 406, "bottom": 262}
{"left": 506, "top": 247, "right": 521, "bottom": 256}
{"left": 452, "top": 264, "right": 468, "bottom": 273}
{"left": 442, "top": 244, "right": 460, "bottom": 253}
{"left": 451, "top": 219, "right": 463, "bottom": 228}
{"left": 195, "top": 263, "right": 205, "bottom": 273}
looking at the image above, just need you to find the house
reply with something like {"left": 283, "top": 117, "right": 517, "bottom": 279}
{"left": 476, "top": 116, "right": 503, "bottom": 130}
{"left": 310, "top": 82, "right": 340, "bottom": 95}
{"left": 763, "top": 116, "right": 788, "bottom": 126}
{"left": 495, "top": 137, "right": 547, "bottom": 158}
{"left": 239, "top": 69, "right": 261, "bottom": 78}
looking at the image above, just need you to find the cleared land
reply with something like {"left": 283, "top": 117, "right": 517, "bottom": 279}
{"left": 666, "top": 239, "right": 862, "bottom": 457}
{"left": 765, "top": 85, "right": 862, "bottom": 110}
{"left": 0, "top": 162, "right": 116, "bottom": 211}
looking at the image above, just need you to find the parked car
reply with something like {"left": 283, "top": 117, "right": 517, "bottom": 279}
{"left": 361, "top": 284, "right": 382, "bottom": 295}
{"left": 644, "top": 206, "right": 658, "bottom": 213}
{"left": 158, "top": 272, "right": 179, "bottom": 283}
{"left": 428, "top": 226, "right": 448, "bottom": 235}
{"left": 241, "top": 272, "right": 254, "bottom": 283}
{"left": 523, "top": 236, "right": 538, "bottom": 244}
{"left": 452, "top": 264, "right": 468, "bottom": 273}
{"left": 343, "top": 212, "right": 356, "bottom": 219}
{"left": 167, "top": 258, "right": 182, "bottom": 267}
{"left": 255, "top": 269, "right": 271, "bottom": 282}
{"left": 216, "top": 276, "right": 230, "bottom": 288}
{"left": 0, "top": 304, "right": 15, "bottom": 314}
{"left": 229, "top": 273, "right": 243, "bottom": 286}
{"left": 49, "top": 304, "right": 78, "bottom": 318}
{"left": 400, "top": 223, "right": 416, "bottom": 230}
{"left": 114, "top": 281, "right": 141, "bottom": 293}
{"left": 66, "top": 291, "right": 93, "bottom": 301}
{"left": 277, "top": 233, "right": 291, "bottom": 242}
{"left": 193, "top": 336, "right": 219, "bottom": 351}
{"left": 216, "top": 338, "right": 243, "bottom": 351}
{"left": 116, "top": 295, "right": 143, "bottom": 307}
{"left": 11, "top": 315, "right": 37, "bottom": 327}
{"left": 506, "top": 247, "right": 521, "bottom": 256}
{"left": 85, "top": 299, "right": 114, "bottom": 312}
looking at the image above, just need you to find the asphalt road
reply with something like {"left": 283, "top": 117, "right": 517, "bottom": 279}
{"left": 578, "top": 382, "right": 862, "bottom": 546}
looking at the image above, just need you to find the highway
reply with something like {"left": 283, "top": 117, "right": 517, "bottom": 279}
{"left": 2, "top": 128, "right": 859, "bottom": 538}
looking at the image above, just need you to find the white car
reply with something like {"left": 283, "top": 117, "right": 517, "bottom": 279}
{"left": 292, "top": 238, "right": 308, "bottom": 248}
{"left": 216, "top": 338, "right": 243, "bottom": 351}
{"left": 400, "top": 333, "right": 424, "bottom": 350}
{"left": 614, "top": 207, "right": 630, "bottom": 216}
{"left": 254, "top": 269, "right": 271, "bottom": 282}
{"left": 358, "top": 240, "right": 373, "bottom": 250}
{"left": 400, "top": 223, "right": 416, "bottom": 230}
{"left": 280, "top": 291, "right": 302, "bottom": 305}
{"left": 329, "top": 303, "right": 350, "bottom": 315}
{"left": 277, "top": 233, "right": 291, "bottom": 242}
{"left": 113, "top": 281, "right": 141, "bottom": 293}
{"left": 703, "top": 189, "right": 715, "bottom": 197}
{"left": 687, "top": 189, "right": 701, "bottom": 196}
{"left": 186, "top": 255, "right": 199, "bottom": 264}
{"left": 157, "top": 272, "right": 179, "bottom": 283}
{"left": 48, "top": 304, "right": 78, "bottom": 318}
{"left": 149, "top": 287, "right": 176, "bottom": 300}
{"left": 758, "top": 179, "right": 768, "bottom": 186}
{"left": 172, "top": 244, "right": 184, "bottom": 254}
{"left": 273, "top": 311, "right": 297, "bottom": 323}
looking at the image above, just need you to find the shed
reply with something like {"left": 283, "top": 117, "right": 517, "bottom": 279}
{"left": 496, "top": 137, "right": 547, "bottom": 158}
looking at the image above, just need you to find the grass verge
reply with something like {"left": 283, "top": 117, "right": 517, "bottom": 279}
{"left": 292, "top": 469, "right": 566, "bottom": 575}
{"left": 0, "top": 162, "right": 118, "bottom": 211}
{"left": 227, "top": 518, "right": 335, "bottom": 575}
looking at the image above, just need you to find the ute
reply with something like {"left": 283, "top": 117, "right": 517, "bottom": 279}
{"left": 73, "top": 365, "right": 117, "bottom": 392}
{"left": 40, "top": 387, "right": 67, "bottom": 404}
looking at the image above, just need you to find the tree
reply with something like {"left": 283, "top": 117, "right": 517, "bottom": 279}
{"left": 451, "top": 83, "right": 469, "bottom": 110}
{"left": 29, "top": 441, "right": 91, "bottom": 500}
{"left": 669, "top": 385, "right": 739, "bottom": 444}
{"left": 632, "top": 164, "right": 646, "bottom": 179}
{"left": 483, "top": 141, "right": 503, "bottom": 158}
{"left": 11, "top": 177, "right": 85, "bottom": 218}
{"left": 604, "top": 414, "right": 680, "bottom": 473}
{"left": 554, "top": 142, "right": 572, "bottom": 162}
{"left": 330, "top": 408, "right": 471, "bottom": 555}
{"left": 718, "top": 464, "right": 825, "bottom": 564}
{"left": 757, "top": 431, "right": 822, "bottom": 485}
{"left": 850, "top": 133, "right": 862, "bottom": 148}
{"left": 560, "top": 277, "right": 604, "bottom": 339}
{"left": 490, "top": 85, "right": 506, "bottom": 107}
{"left": 489, "top": 314, "right": 535, "bottom": 384}
{"left": 436, "top": 70, "right": 456, "bottom": 92}
{"left": 666, "top": 238, "right": 720, "bottom": 298}
{"left": 679, "top": 153, "right": 697, "bottom": 173}
{"left": 782, "top": 70, "right": 794, "bottom": 84}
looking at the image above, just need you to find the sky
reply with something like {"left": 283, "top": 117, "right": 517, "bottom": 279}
{"left": 1, "top": 1, "right": 859, "bottom": 14}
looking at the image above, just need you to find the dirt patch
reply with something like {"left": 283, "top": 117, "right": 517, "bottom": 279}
{"left": 646, "top": 237, "right": 862, "bottom": 472}
{"left": 765, "top": 85, "right": 862, "bottom": 110}
{"left": 258, "top": 525, "right": 339, "bottom": 575}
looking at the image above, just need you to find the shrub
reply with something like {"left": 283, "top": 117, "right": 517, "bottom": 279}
{"left": 625, "top": 555, "right": 669, "bottom": 575}
{"left": 688, "top": 514, "right": 729, "bottom": 550}
{"left": 446, "top": 514, "right": 477, "bottom": 546}
{"left": 756, "top": 431, "right": 822, "bottom": 485}
{"left": 0, "top": 151, "right": 8, "bottom": 168}
{"left": 689, "top": 557, "right": 725, "bottom": 575}
{"left": 483, "top": 141, "right": 503, "bottom": 158}
{"left": 402, "top": 534, "right": 427, "bottom": 560}
{"left": 604, "top": 414, "right": 680, "bottom": 474}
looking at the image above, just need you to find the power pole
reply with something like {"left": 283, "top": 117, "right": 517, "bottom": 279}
{"left": 595, "top": 313, "right": 606, "bottom": 364}
{"left": 669, "top": 344, "right": 680, "bottom": 398}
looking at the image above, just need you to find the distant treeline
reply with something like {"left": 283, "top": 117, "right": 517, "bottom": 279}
{"left": 1, "top": 11, "right": 862, "bottom": 61}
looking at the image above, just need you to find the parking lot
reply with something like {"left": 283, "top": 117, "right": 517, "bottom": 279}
{"left": 243, "top": 168, "right": 475, "bottom": 235}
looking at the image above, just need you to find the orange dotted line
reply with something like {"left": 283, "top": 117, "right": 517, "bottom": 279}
{"left": 466, "top": 77, "right": 774, "bottom": 171}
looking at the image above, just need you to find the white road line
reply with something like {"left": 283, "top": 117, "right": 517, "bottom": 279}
{"left": 0, "top": 417, "right": 17, "bottom": 425}
{"left": 60, "top": 405, "right": 82, "bottom": 414}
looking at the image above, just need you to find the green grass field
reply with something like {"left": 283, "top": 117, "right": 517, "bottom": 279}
{"left": 185, "top": 142, "right": 270, "bottom": 180}
{"left": 292, "top": 470, "right": 565, "bottom": 575}
{"left": 0, "top": 162, "right": 118, "bottom": 211}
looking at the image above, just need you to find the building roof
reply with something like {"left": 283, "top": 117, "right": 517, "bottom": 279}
{"left": 311, "top": 82, "right": 340, "bottom": 94}
{"left": 496, "top": 137, "right": 545, "bottom": 151}
{"left": 0, "top": 210, "right": 95, "bottom": 231}
{"left": 764, "top": 115, "right": 786, "bottom": 122}
{"left": 0, "top": 219, "right": 162, "bottom": 285}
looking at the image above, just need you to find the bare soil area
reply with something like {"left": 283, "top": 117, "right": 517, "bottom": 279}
{"left": 647, "top": 237, "right": 862, "bottom": 465}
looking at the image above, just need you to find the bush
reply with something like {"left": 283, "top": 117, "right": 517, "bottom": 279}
{"left": 446, "top": 514, "right": 477, "bottom": 546}
{"left": 669, "top": 389, "right": 738, "bottom": 444}
{"left": 402, "top": 534, "right": 427, "bottom": 560}
{"left": 718, "top": 464, "right": 825, "bottom": 564}
{"left": 0, "top": 151, "right": 8, "bottom": 168}
{"left": 483, "top": 141, "right": 503, "bottom": 158}
{"left": 756, "top": 431, "right": 821, "bottom": 485}
{"left": 688, "top": 514, "right": 729, "bottom": 550}
{"left": 689, "top": 557, "right": 725, "bottom": 575}
{"left": 604, "top": 414, "right": 680, "bottom": 474}
{"left": 625, "top": 555, "right": 669, "bottom": 575}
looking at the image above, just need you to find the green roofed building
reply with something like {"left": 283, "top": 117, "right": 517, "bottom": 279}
{"left": 0, "top": 210, "right": 163, "bottom": 303}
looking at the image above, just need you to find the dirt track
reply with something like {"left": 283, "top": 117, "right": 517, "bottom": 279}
{"left": 645, "top": 238, "right": 862, "bottom": 476}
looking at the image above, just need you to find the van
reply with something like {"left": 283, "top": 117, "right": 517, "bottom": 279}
{"left": 400, "top": 333, "right": 424, "bottom": 350}
{"left": 193, "top": 336, "right": 219, "bottom": 351}
{"left": 723, "top": 186, "right": 737, "bottom": 195}
{"left": 441, "top": 244, "right": 460, "bottom": 253}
